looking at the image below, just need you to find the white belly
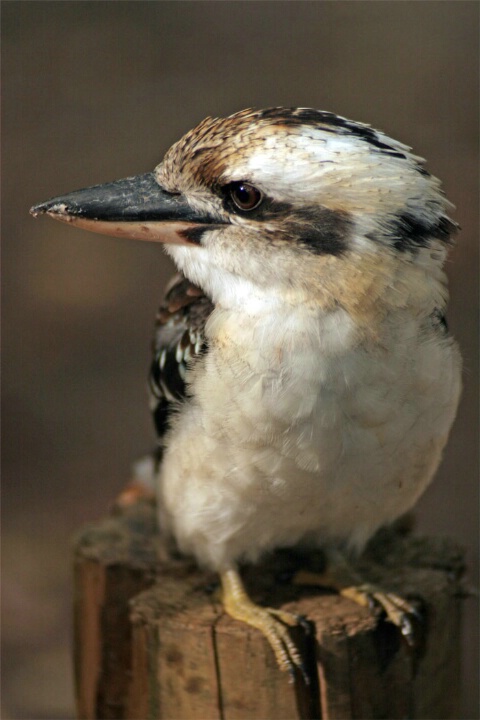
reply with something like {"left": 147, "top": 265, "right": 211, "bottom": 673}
{"left": 158, "top": 306, "right": 461, "bottom": 571}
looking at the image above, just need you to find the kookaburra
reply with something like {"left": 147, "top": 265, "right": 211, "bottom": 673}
{"left": 31, "top": 107, "right": 462, "bottom": 677}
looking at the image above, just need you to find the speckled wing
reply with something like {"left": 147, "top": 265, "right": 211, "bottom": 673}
{"left": 149, "top": 274, "right": 213, "bottom": 445}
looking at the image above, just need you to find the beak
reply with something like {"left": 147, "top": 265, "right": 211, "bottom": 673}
{"left": 30, "top": 172, "right": 217, "bottom": 245}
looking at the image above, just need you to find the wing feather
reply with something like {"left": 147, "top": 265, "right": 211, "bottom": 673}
{"left": 149, "top": 273, "right": 213, "bottom": 443}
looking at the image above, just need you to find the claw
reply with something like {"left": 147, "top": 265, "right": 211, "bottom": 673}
{"left": 297, "top": 614, "right": 313, "bottom": 636}
{"left": 293, "top": 552, "right": 423, "bottom": 645}
{"left": 221, "top": 568, "right": 310, "bottom": 682}
{"left": 349, "top": 586, "right": 422, "bottom": 645}
{"left": 400, "top": 614, "right": 414, "bottom": 644}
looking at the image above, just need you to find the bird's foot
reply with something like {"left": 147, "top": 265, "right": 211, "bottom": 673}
{"left": 339, "top": 583, "right": 420, "bottom": 643}
{"left": 221, "top": 568, "right": 310, "bottom": 682}
{"left": 293, "top": 549, "right": 420, "bottom": 645}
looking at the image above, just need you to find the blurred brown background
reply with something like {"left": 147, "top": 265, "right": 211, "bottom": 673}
{"left": 2, "top": 2, "right": 478, "bottom": 718}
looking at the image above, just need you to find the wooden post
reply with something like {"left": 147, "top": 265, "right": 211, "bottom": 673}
{"left": 74, "top": 501, "right": 464, "bottom": 720}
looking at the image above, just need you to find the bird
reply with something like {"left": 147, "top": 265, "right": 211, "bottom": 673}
{"left": 31, "top": 107, "right": 462, "bottom": 678}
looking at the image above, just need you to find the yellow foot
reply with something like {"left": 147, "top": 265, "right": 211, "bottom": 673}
{"left": 340, "top": 584, "right": 420, "bottom": 643}
{"left": 221, "top": 568, "right": 310, "bottom": 682}
{"left": 293, "top": 550, "right": 420, "bottom": 644}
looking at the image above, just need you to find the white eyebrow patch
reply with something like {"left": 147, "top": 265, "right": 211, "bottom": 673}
{"left": 221, "top": 125, "right": 430, "bottom": 215}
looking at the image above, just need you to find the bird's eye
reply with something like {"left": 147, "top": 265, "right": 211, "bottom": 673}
{"left": 228, "top": 182, "right": 263, "bottom": 212}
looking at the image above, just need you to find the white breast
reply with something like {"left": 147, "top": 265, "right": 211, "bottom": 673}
{"left": 158, "top": 302, "right": 461, "bottom": 571}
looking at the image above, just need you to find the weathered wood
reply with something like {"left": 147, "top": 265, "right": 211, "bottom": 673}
{"left": 74, "top": 501, "right": 465, "bottom": 720}
{"left": 74, "top": 503, "right": 161, "bottom": 719}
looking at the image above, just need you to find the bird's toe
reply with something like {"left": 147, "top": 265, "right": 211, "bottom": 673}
{"left": 221, "top": 568, "right": 310, "bottom": 682}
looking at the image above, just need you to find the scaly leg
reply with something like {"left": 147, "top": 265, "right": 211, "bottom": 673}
{"left": 293, "top": 548, "right": 420, "bottom": 643}
{"left": 221, "top": 567, "right": 309, "bottom": 680}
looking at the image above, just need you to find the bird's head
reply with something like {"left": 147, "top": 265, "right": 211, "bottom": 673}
{"left": 31, "top": 107, "right": 456, "bottom": 318}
